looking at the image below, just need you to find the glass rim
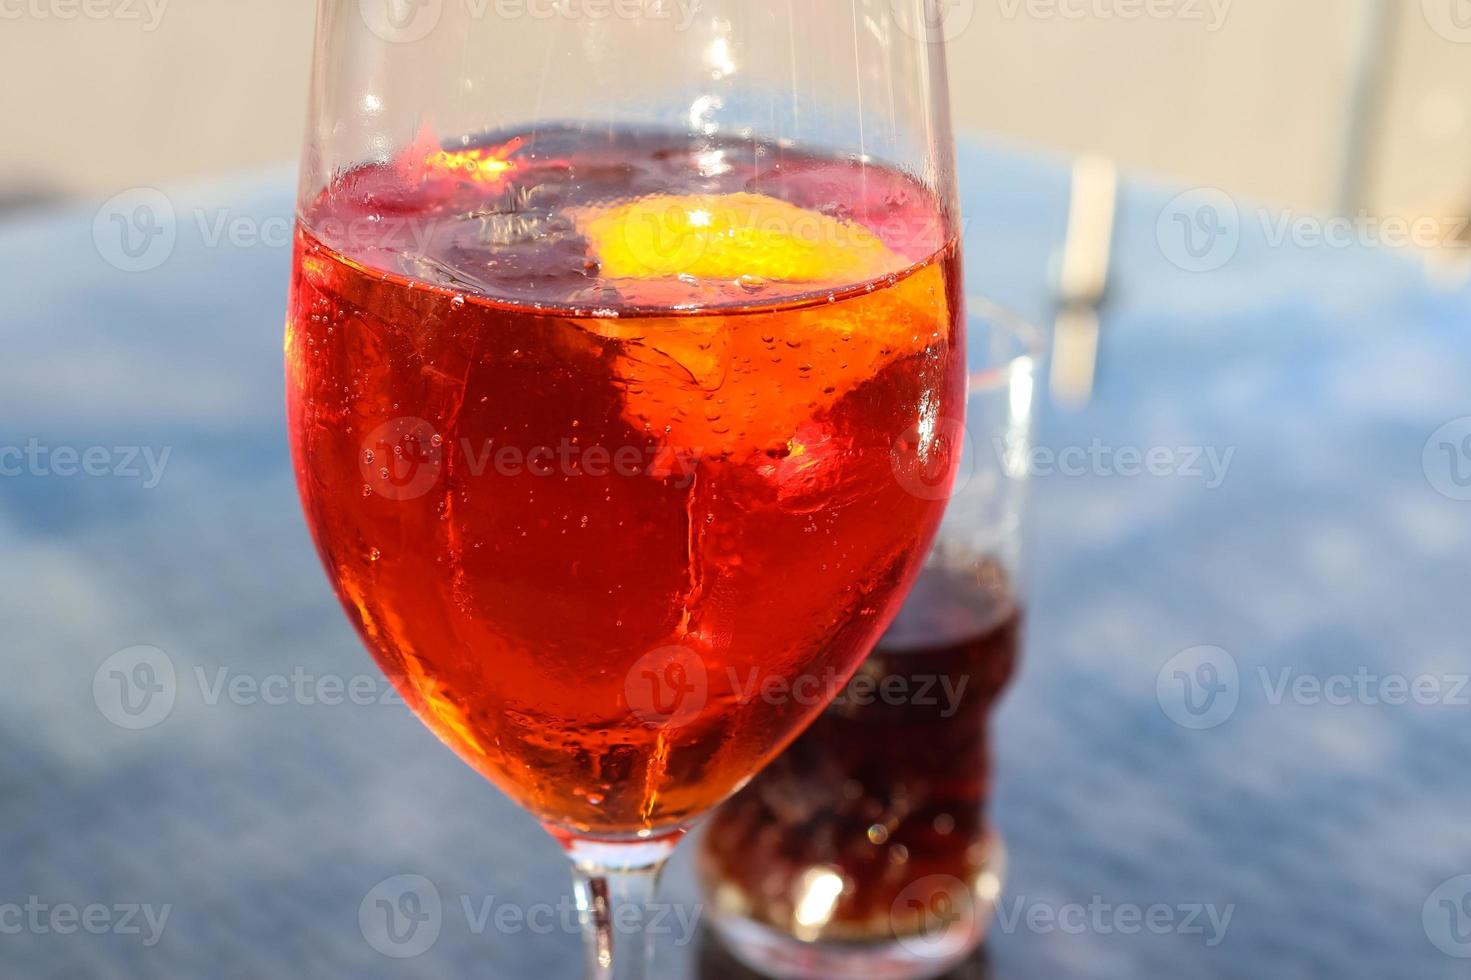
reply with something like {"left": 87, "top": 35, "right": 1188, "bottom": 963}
{"left": 965, "top": 294, "right": 1047, "bottom": 391}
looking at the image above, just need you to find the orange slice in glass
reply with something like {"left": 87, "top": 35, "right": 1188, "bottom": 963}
{"left": 574, "top": 193, "right": 950, "bottom": 459}
{"left": 580, "top": 192, "right": 895, "bottom": 285}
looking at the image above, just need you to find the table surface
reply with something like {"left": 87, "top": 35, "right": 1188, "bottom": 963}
{"left": 2, "top": 143, "right": 1468, "bottom": 980}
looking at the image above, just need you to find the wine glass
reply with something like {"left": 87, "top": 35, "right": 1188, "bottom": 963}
{"left": 285, "top": 1, "right": 965, "bottom": 976}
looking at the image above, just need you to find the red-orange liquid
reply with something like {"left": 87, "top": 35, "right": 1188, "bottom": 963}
{"left": 285, "top": 127, "right": 964, "bottom": 838}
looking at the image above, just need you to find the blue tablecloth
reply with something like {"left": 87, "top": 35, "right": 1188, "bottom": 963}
{"left": 1, "top": 143, "right": 1467, "bottom": 978}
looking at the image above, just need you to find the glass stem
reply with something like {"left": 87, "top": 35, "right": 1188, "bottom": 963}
{"left": 564, "top": 838, "right": 676, "bottom": 980}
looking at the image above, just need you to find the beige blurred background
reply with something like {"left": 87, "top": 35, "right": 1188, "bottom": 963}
{"left": 1, "top": 0, "right": 1468, "bottom": 222}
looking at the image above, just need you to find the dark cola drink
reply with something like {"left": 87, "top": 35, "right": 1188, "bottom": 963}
{"left": 698, "top": 560, "right": 1021, "bottom": 979}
